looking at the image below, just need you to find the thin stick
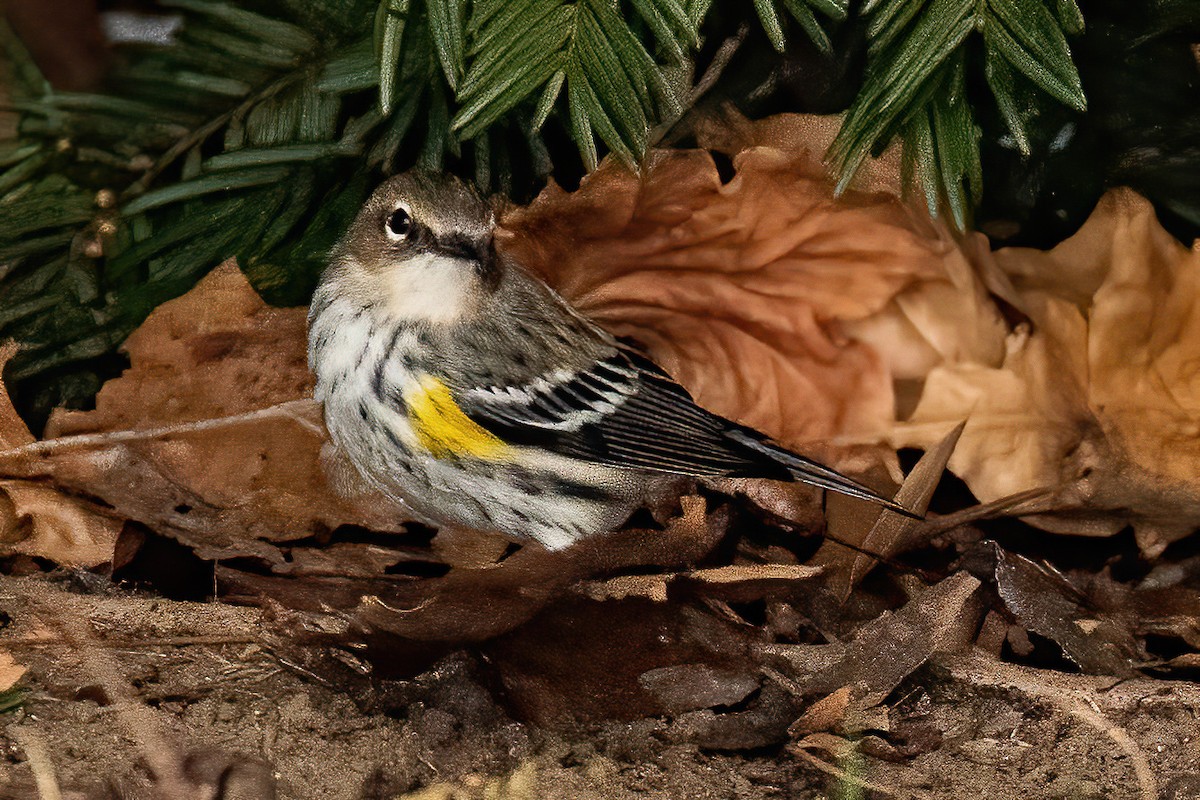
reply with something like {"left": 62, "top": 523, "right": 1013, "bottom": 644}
{"left": 789, "top": 745, "right": 935, "bottom": 800}
{"left": 1046, "top": 692, "right": 1157, "bottom": 800}
{"left": 4, "top": 634, "right": 260, "bottom": 649}
{"left": 11, "top": 729, "right": 63, "bottom": 800}
{"left": 0, "top": 399, "right": 322, "bottom": 464}
{"left": 918, "top": 488, "right": 1064, "bottom": 534}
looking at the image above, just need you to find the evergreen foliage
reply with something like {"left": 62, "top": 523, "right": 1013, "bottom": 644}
{"left": 0, "top": 0, "right": 1089, "bottom": 416}
{"left": 828, "top": 0, "right": 1086, "bottom": 230}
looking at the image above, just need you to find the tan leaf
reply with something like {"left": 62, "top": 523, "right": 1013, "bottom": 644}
{"left": 789, "top": 685, "right": 854, "bottom": 736}
{"left": 0, "top": 648, "right": 26, "bottom": 693}
{"left": 797, "top": 572, "right": 981, "bottom": 706}
{"left": 0, "top": 480, "right": 121, "bottom": 567}
{"left": 890, "top": 189, "right": 1200, "bottom": 555}
{"left": 686, "top": 563, "right": 823, "bottom": 584}
{"left": 0, "top": 343, "right": 118, "bottom": 566}
{"left": 577, "top": 573, "right": 672, "bottom": 603}
{"left": 0, "top": 342, "right": 34, "bottom": 449}
{"left": 574, "top": 561, "right": 825, "bottom": 603}
{"left": 817, "top": 421, "right": 965, "bottom": 599}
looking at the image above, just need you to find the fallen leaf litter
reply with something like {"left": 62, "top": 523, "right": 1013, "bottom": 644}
{"left": 2, "top": 113, "right": 1200, "bottom": 798}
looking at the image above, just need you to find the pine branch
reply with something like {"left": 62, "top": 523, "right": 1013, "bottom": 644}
{"left": 829, "top": 0, "right": 1086, "bottom": 229}
{"left": 753, "top": 0, "right": 848, "bottom": 54}
{"left": 0, "top": 0, "right": 1093, "bottom": 416}
{"left": 450, "top": 0, "right": 695, "bottom": 168}
{"left": 0, "top": 0, "right": 570, "bottom": 415}
{"left": 0, "top": 3, "right": 379, "bottom": 408}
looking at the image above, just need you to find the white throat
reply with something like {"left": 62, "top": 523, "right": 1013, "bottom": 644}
{"left": 356, "top": 253, "right": 479, "bottom": 325}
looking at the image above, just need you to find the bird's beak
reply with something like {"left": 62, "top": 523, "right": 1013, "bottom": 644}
{"left": 435, "top": 234, "right": 498, "bottom": 286}
{"left": 434, "top": 235, "right": 486, "bottom": 263}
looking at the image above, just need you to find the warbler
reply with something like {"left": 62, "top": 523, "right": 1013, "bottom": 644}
{"left": 308, "top": 171, "right": 914, "bottom": 550}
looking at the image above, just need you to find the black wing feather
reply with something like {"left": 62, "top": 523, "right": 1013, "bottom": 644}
{"left": 457, "top": 346, "right": 918, "bottom": 517}
{"left": 459, "top": 348, "right": 789, "bottom": 479}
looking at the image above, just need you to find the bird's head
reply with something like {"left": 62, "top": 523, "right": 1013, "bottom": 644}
{"left": 328, "top": 171, "right": 499, "bottom": 324}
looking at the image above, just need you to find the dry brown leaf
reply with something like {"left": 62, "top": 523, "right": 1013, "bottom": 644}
{"left": 339, "top": 494, "right": 726, "bottom": 642}
{"left": 0, "top": 342, "right": 33, "bottom": 449}
{"left": 0, "top": 648, "right": 26, "bottom": 692}
{"left": 986, "top": 542, "right": 1137, "bottom": 677}
{"left": 0, "top": 344, "right": 120, "bottom": 566}
{"left": 502, "top": 112, "right": 1003, "bottom": 466}
{"left": 482, "top": 581, "right": 758, "bottom": 724}
{"left": 890, "top": 189, "right": 1200, "bottom": 555}
{"left": 816, "top": 422, "right": 965, "bottom": 600}
{"left": 0, "top": 480, "right": 122, "bottom": 567}
{"left": 797, "top": 572, "right": 981, "bottom": 705}
{"left": 49, "top": 259, "right": 312, "bottom": 431}
{"left": 3, "top": 262, "right": 405, "bottom": 562}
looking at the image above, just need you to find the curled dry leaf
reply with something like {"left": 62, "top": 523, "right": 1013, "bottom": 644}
{"left": 0, "top": 480, "right": 123, "bottom": 567}
{"left": 0, "top": 343, "right": 32, "bottom": 450}
{"left": 339, "top": 494, "right": 726, "bottom": 642}
{"left": 15, "top": 112, "right": 1194, "bottom": 600}
{"left": 984, "top": 542, "right": 1137, "bottom": 677}
{"left": 501, "top": 112, "right": 1004, "bottom": 469}
{"left": 0, "top": 343, "right": 121, "bottom": 567}
{"left": 890, "top": 190, "right": 1200, "bottom": 555}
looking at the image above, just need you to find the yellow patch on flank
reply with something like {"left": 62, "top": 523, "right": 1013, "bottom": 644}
{"left": 405, "top": 375, "right": 510, "bottom": 460}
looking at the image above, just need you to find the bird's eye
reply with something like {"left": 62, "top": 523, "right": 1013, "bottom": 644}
{"left": 386, "top": 207, "right": 412, "bottom": 240}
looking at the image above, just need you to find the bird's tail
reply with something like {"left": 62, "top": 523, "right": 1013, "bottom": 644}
{"left": 725, "top": 430, "right": 922, "bottom": 519}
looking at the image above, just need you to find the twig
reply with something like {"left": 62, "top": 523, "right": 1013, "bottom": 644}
{"left": 1045, "top": 693, "right": 1157, "bottom": 800}
{"left": 4, "top": 634, "right": 261, "bottom": 649}
{"left": 918, "top": 488, "right": 1066, "bottom": 534}
{"left": 11, "top": 728, "right": 63, "bottom": 800}
{"left": 0, "top": 399, "right": 322, "bottom": 465}
{"left": 651, "top": 25, "right": 749, "bottom": 149}
{"left": 688, "top": 25, "right": 750, "bottom": 107}
{"left": 943, "top": 653, "right": 1160, "bottom": 800}
{"left": 789, "top": 744, "right": 935, "bottom": 800}
{"left": 120, "top": 71, "right": 310, "bottom": 200}
{"left": 20, "top": 583, "right": 198, "bottom": 797}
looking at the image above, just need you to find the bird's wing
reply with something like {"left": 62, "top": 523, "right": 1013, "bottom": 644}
{"left": 454, "top": 346, "right": 918, "bottom": 516}
{"left": 456, "top": 347, "right": 779, "bottom": 478}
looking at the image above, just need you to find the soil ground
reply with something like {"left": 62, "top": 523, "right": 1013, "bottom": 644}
{"left": 2, "top": 576, "right": 1197, "bottom": 800}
